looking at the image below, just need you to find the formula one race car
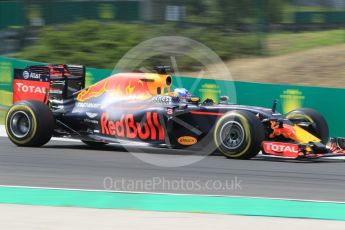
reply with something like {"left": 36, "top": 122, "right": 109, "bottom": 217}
{"left": 5, "top": 64, "right": 345, "bottom": 160}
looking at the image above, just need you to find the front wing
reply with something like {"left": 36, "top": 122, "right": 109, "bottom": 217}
{"left": 262, "top": 138, "right": 345, "bottom": 159}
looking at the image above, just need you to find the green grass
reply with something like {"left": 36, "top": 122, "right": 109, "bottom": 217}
{"left": 266, "top": 29, "right": 345, "bottom": 56}
{"left": 0, "top": 110, "right": 5, "bottom": 125}
{"left": 0, "top": 90, "right": 12, "bottom": 106}
{"left": 14, "top": 21, "right": 261, "bottom": 71}
{"left": 0, "top": 90, "right": 12, "bottom": 124}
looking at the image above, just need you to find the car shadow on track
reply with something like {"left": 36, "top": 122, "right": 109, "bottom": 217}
{"left": 43, "top": 142, "right": 210, "bottom": 157}
{"left": 252, "top": 156, "right": 345, "bottom": 164}
{"left": 42, "top": 142, "right": 345, "bottom": 164}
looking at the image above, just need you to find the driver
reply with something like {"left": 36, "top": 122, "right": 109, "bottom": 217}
{"left": 171, "top": 88, "right": 191, "bottom": 98}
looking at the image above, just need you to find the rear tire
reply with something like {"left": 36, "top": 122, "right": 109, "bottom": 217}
{"left": 285, "top": 108, "right": 329, "bottom": 144}
{"left": 214, "top": 110, "right": 265, "bottom": 159}
{"left": 5, "top": 100, "right": 54, "bottom": 147}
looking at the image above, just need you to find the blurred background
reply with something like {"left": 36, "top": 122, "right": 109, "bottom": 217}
{"left": 0, "top": 0, "right": 344, "bottom": 87}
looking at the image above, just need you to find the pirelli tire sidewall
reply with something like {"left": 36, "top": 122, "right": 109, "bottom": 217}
{"left": 214, "top": 110, "right": 265, "bottom": 159}
{"left": 285, "top": 108, "right": 329, "bottom": 144}
{"left": 5, "top": 100, "right": 55, "bottom": 147}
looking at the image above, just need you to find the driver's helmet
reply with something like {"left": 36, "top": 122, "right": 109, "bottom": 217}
{"left": 173, "top": 88, "right": 190, "bottom": 97}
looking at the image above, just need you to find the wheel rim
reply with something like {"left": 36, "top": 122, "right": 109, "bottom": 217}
{"left": 9, "top": 111, "right": 31, "bottom": 138}
{"left": 219, "top": 121, "right": 245, "bottom": 150}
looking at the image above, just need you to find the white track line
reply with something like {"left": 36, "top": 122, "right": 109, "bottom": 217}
{"left": 0, "top": 184, "right": 345, "bottom": 204}
{"left": 0, "top": 125, "right": 6, "bottom": 137}
{"left": 0, "top": 125, "right": 80, "bottom": 142}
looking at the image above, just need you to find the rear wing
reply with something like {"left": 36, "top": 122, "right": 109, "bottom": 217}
{"left": 13, "top": 64, "right": 85, "bottom": 104}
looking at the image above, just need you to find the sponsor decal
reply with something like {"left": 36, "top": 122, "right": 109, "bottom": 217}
{"left": 23, "top": 71, "right": 30, "bottom": 79}
{"left": 84, "top": 118, "right": 99, "bottom": 125}
{"left": 100, "top": 112, "right": 165, "bottom": 141}
{"left": 166, "top": 108, "right": 173, "bottom": 115}
{"left": 23, "top": 71, "right": 41, "bottom": 80}
{"left": 86, "top": 112, "right": 98, "bottom": 119}
{"left": 151, "top": 95, "right": 172, "bottom": 104}
{"left": 15, "top": 82, "right": 46, "bottom": 94}
{"left": 177, "top": 136, "right": 197, "bottom": 146}
{"left": 262, "top": 142, "right": 299, "bottom": 158}
{"left": 13, "top": 79, "right": 50, "bottom": 104}
{"left": 76, "top": 102, "right": 101, "bottom": 109}
{"left": 50, "top": 88, "right": 63, "bottom": 94}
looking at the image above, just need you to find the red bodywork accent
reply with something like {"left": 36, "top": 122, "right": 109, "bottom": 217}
{"left": 190, "top": 111, "right": 224, "bottom": 116}
{"left": 328, "top": 139, "right": 345, "bottom": 155}
{"left": 269, "top": 121, "right": 297, "bottom": 140}
{"left": 47, "top": 64, "right": 71, "bottom": 77}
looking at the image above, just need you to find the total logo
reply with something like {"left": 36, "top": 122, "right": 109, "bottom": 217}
{"left": 263, "top": 142, "right": 298, "bottom": 153}
{"left": 16, "top": 82, "right": 47, "bottom": 94}
{"left": 23, "top": 71, "right": 41, "bottom": 80}
{"left": 262, "top": 142, "right": 299, "bottom": 158}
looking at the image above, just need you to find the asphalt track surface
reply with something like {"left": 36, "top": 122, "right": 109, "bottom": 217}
{"left": 0, "top": 137, "right": 345, "bottom": 202}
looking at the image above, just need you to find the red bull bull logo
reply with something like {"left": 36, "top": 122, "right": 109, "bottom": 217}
{"left": 269, "top": 121, "right": 297, "bottom": 140}
{"left": 77, "top": 73, "right": 171, "bottom": 102}
{"left": 77, "top": 74, "right": 152, "bottom": 102}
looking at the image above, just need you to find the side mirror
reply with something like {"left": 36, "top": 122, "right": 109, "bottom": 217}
{"left": 189, "top": 97, "right": 200, "bottom": 105}
{"left": 202, "top": 98, "right": 214, "bottom": 105}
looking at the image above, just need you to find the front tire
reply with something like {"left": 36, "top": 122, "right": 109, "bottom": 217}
{"left": 285, "top": 108, "right": 329, "bottom": 144}
{"left": 5, "top": 100, "right": 54, "bottom": 147}
{"left": 214, "top": 111, "right": 265, "bottom": 159}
